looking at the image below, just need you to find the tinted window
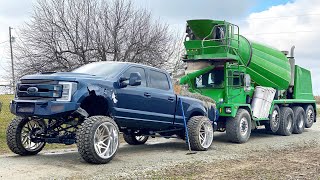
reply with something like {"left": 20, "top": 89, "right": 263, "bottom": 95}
{"left": 72, "top": 62, "right": 126, "bottom": 77}
{"left": 149, "top": 70, "right": 170, "bottom": 90}
{"left": 123, "top": 67, "right": 147, "bottom": 87}
{"left": 195, "top": 69, "right": 224, "bottom": 88}
{"left": 228, "top": 71, "right": 243, "bottom": 87}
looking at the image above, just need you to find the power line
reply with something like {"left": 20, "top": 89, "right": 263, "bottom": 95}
{"left": 0, "top": 40, "right": 8, "bottom": 45}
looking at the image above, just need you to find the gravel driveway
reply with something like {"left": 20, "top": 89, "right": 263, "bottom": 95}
{"left": 0, "top": 118, "right": 319, "bottom": 179}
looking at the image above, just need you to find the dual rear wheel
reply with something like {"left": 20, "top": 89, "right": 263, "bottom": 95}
{"left": 266, "top": 105, "right": 313, "bottom": 136}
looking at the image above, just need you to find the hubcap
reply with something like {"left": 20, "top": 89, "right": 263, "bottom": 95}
{"left": 240, "top": 117, "right": 249, "bottom": 136}
{"left": 21, "top": 120, "right": 45, "bottom": 151}
{"left": 271, "top": 110, "right": 279, "bottom": 128}
{"left": 94, "top": 122, "right": 118, "bottom": 159}
{"left": 199, "top": 121, "right": 214, "bottom": 148}
{"left": 307, "top": 109, "right": 314, "bottom": 124}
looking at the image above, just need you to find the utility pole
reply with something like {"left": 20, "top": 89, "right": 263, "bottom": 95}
{"left": 9, "top": 27, "right": 15, "bottom": 93}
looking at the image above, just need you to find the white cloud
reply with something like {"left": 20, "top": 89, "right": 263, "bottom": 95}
{"left": 239, "top": 0, "right": 320, "bottom": 95}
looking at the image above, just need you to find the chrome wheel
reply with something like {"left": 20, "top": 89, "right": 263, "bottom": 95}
{"left": 198, "top": 121, "right": 214, "bottom": 149}
{"left": 94, "top": 122, "right": 119, "bottom": 159}
{"left": 271, "top": 110, "right": 279, "bottom": 128}
{"left": 21, "top": 120, "right": 45, "bottom": 151}
{"left": 240, "top": 117, "right": 249, "bottom": 137}
{"left": 307, "top": 109, "right": 314, "bottom": 125}
{"left": 135, "top": 135, "right": 148, "bottom": 142}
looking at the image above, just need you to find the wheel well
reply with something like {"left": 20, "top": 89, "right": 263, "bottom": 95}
{"left": 80, "top": 91, "right": 109, "bottom": 116}
{"left": 189, "top": 111, "right": 204, "bottom": 119}
{"left": 239, "top": 106, "right": 251, "bottom": 116}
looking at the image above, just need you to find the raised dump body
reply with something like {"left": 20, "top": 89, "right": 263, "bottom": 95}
{"left": 185, "top": 19, "right": 291, "bottom": 90}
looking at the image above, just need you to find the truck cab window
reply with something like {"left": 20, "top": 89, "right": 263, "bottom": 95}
{"left": 195, "top": 69, "right": 224, "bottom": 88}
{"left": 123, "top": 67, "right": 147, "bottom": 87}
{"left": 149, "top": 70, "right": 170, "bottom": 90}
{"left": 228, "top": 71, "right": 243, "bottom": 87}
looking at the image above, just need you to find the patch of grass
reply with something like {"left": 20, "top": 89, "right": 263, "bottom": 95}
{"left": 0, "top": 94, "right": 14, "bottom": 153}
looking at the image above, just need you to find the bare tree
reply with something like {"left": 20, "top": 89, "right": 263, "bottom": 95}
{"left": 15, "top": 0, "right": 179, "bottom": 78}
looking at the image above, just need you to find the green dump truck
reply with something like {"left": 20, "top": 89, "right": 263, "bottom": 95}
{"left": 181, "top": 19, "right": 316, "bottom": 143}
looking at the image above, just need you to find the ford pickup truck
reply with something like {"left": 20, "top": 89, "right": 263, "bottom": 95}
{"left": 7, "top": 62, "right": 216, "bottom": 164}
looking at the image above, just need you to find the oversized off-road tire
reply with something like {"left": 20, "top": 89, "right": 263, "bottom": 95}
{"left": 277, "top": 107, "right": 294, "bottom": 136}
{"left": 77, "top": 116, "right": 119, "bottom": 164}
{"left": 304, "top": 105, "right": 315, "bottom": 128}
{"left": 226, "top": 109, "right": 252, "bottom": 143}
{"left": 187, "top": 116, "right": 214, "bottom": 151}
{"left": 6, "top": 116, "right": 46, "bottom": 156}
{"left": 265, "top": 105, "right": 280, "bottom": 133}
{"left": 123, "top": 131, "right": 149, "bottom": 145}
{"left": 292, "top": 106, "right": 305, "bottom": 134}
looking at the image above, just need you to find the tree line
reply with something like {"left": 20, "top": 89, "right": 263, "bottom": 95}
{"left": 14, "top": 0, "right": 183, "bottom": 78}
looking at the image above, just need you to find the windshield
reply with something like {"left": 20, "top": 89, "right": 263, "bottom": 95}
{"left": 72, "top": 62, "right": 126, "bottom": 77}
{"left": 195, "top": 69, "right": 224, "bottom": 88}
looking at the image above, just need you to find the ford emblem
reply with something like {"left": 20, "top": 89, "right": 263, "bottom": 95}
{"left": 27, "top": 87, "right": 39, "bottom": 94}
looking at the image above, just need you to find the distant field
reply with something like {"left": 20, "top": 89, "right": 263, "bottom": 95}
{"left": 0, "top": 95, "right": 14, "bottom": 153}
{"left": 316, "top": 96, "right": 320, "bottom": 116}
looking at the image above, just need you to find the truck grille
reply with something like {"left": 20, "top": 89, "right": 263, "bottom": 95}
{"left": 17, "top": 80, "right": 62, "bottom": 99}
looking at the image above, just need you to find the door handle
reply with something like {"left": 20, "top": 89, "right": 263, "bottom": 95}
{"left": 144, "top": 92, "right": 151, "bottom": 97}
{"left": 168, "top": 97, "right": 175, "bottom": 102}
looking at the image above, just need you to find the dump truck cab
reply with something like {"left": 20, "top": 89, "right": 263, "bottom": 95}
{"left": 182, "top": 20, "right": 252, "bottom": 118}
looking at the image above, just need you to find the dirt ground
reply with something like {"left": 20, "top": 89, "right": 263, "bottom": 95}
{"left": 141, "top": 145, "right": 320, "bottom": 180}
{"left": 0, "top": 118, "right": 319, "bottom": 179}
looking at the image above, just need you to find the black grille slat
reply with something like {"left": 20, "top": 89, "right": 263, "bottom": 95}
{"left": 16, "top": 80, "right": 62, "bottom": 99}
{"left": 20, "top": 79, "right": 58, "bottom": 85}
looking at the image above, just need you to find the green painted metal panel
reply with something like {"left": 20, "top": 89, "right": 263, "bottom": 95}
{"left": 273, "top": 99, "right": 316, "bottom": 104}
{"left": 185, "top": 19, "right": 291, "bottom": 90}
{"left": 233, "top": 36, "right": 291, "bottom": 90}
{"left": 187, "top": 19, "right": 225, "bottom": 39}
{"left": 293, "top": 65, "right": 314, "bottom": 100}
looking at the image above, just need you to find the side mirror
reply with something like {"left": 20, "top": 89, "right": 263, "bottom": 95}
{"left": 129, "top": 72, "right": 142, "bottom": 86}
{"left": 244, "top": 74, "right": 251, "bottom": 92}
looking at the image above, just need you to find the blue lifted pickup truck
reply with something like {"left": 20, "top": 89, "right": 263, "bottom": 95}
{"left": 7, "top": 62, "right": 216, "bottom": 164}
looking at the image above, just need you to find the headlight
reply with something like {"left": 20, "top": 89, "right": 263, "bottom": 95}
{"left": 56, "top": 82, "right": 77, "bottom": 102}
{"left": 225, "top": 107, "right": 232, "bottom": 114}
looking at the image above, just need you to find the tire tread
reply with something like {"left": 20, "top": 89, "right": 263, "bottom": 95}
{"left": 277, "top": 107, "right": 294, "bottom": 136}
{"left": 6, "top": 117, "right": 45, "bottom": 156}
{"left": 226, "top": 109, "right": 251, "bottom": 143}
{"left": 187, "top": 116, "right": 213, "bottom": 151}
{"left": 76, "top": 116, "right": 119, "bottom": 164}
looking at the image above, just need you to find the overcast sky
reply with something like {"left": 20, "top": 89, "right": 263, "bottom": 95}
{"left": 0, "top": 0, "right": 319, "bottom": 95}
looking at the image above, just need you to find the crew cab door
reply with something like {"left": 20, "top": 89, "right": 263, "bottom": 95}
{"left": 143, "top": 69, "right": 176, "bottom": 125}
{"left": 114, "top": 66, "right": 150, "bottom": 127}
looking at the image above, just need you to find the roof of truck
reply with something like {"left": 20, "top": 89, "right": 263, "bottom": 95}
{"left": 89, "top": 61, "right": 168, "bottom": 74}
